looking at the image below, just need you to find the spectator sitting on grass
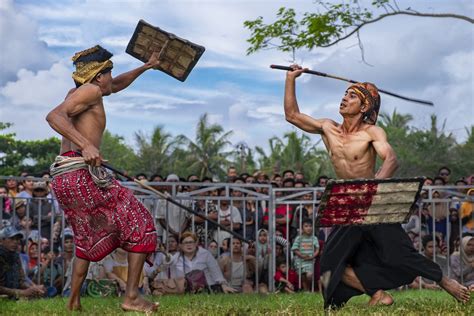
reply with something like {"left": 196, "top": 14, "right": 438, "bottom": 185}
{"left": 410, "top": 235, "right": 448, "bottom": 290}
{"left": 26, "top": 239, "right": 40, "bottom": 281}
{"left": 34, "top": 247, "right": 63, "bottom": 295}
{"left": 207, "top": 240, "right": 219, "bottom": 259}
{"left": 274, "top": 259, "right": 298, "bottom": 293}
{"left": 218, "top": 238, "right": 256, "bottom": 293}
{"left": 163, "top": 232, "right": 236, "bottom": 294}
{"left": 55, "top": 229, "right": 74, "bottom": 290}
{"left": 143, "top": 239, "right": 169, "bottom": 295}
{"left": 0, "top": 225, "right": 45, "bottom": 299}
{"left": 164, "top": 235, "right": 179, "bottom": 256}
{"left": 104, "top": 248, "right": 145, "bottom": 295}
{"left": 450, "top": 236, "right": 474, "bottom": 290}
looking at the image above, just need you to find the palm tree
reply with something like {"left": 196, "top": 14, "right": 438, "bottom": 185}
{"left": 135, "top": 125, "right": 177, "bottom": 176}
{"left": 255, "top": 136, "right": 285, "bottom": 174}
{"left": 177, "top": 113, "right": 233, "bottom": 180}
{"left": 255, "top": 131, "right": 334, "bottom": 182}
{"left": 378, "top": 109, "right": 413, "bottom": 131}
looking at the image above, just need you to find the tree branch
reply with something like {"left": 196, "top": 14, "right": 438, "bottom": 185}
{"left": 320, "top": 11, "right": 474, "bottom": 48}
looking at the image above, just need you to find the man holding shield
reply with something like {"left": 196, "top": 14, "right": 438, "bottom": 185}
{"left": 46, "top": 45, "right": 161, "bottom": 312}
{"left": 283, "top": 64, "right": 470, "bottom": 308}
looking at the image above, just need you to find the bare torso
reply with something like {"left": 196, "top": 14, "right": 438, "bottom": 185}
{"left": 321, "top": 121, "right": 376, "bottom": 179}
{"left": 60, "top": 87, "right": 106, "bottom": 154}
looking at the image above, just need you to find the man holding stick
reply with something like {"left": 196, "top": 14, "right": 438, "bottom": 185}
{"left": 46, "top": 45, "right": 161, "bottom": 312}
{"left": 283, "top": 64, "right": 470, "bottom": 308}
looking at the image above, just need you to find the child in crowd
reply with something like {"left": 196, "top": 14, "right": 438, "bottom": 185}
{"left": 274, "top": 260, "right": 298, "bottom": 293}
{"left": 291, "top": 219, "right": 319, "bottom": 291}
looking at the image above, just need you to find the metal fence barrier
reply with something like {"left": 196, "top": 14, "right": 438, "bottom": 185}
{"left": 1, "top": 177, "right": 473, "bottom": 295}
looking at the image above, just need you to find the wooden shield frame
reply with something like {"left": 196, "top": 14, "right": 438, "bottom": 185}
{"left": 315, "top": 177, "right": 424, "bottom": 227}
{"left": 126, "top": 20, "right": 205, "bottom": 82}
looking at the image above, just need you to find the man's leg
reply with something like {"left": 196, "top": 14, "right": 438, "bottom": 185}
{"left": 121, "top": 252, "right": 159, "bottom": 312}
{"left": 68, "top": 257, "right": 90, "bottom": 311}
{"left": 362, "top": 225, "right": 470, "bottom": 303}
{"left": 342, "top": 266, "right": 393, "bottom": 306}
{"left": 438, "top": 276, "right": 471, "bottom": 303}
{"left": 342, "top": 266, "right": 364, "bottom": 292}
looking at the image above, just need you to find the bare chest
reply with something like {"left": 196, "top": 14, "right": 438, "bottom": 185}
{"left": 324, "top": 131, "right": 372, "bottom": 161}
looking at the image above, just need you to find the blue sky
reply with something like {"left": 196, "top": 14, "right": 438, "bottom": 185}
{"left": 0, "top": 0, "right": 473, "bottom": 154}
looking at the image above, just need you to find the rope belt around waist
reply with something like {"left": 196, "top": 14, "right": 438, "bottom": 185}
{"left": 50, "top": 155, "right": 113, "bottom": 188}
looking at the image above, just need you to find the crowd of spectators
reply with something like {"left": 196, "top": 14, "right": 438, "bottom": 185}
{"left": 1, "top": 165, "right": 473, "bottom": 300}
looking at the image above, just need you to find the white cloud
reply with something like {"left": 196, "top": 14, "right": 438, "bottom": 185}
{"left": 1, "top": 0, "right": 472, "bottom": 149}
{"left": 0, "top": 0, "right": 56, "bottom": 84}
{"left": 0, "top": 59, "right": 71, "bottom": 107}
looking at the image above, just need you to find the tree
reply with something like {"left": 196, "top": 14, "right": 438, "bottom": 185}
{"left": 244, "top": 1, "right": 473, "bottom": 61}
{"left": 177, "top": 114, "right": 233, "bottom": 180}
{"left": 0, "top": 122, "right": 23, "bottom": 175}
{"left": 255, "top": 131, "right": 335, "bottom": 181}
{"left": 0, "top": 122, "right": 61, "bottom": 175}
{"left": 100, "top": 130, "right": 139, "bottom": 175}
{"left": 377, "top": 112, "right": 465, "bottom": 179}
{"left": 452, "top": 126, "right": 474, "bottom": 180}
{"left": 134, "top": 126, "right": 178, "bottom": 177}
{"left": 255, "top": 136, "right": 285, "bottom": 175}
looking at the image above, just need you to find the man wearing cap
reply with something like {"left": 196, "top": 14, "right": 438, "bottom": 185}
{"left": 0, "top": 225, "right": 45, "bottom": 299}
{"left": 10, "top": 199, "right": 27, "bottom": 230}
{"left": 30, "top": 182, "right": 53, "bottom": 239}
{"left": 46, "top": 45, "right": 162, "bottom": 312}
{"left": 283, "top": 65, "right": 470, "bottom": 308}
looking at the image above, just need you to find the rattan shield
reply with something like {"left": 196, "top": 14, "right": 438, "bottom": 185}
{"left": 315, "top": 177, "right": 424, "bottom": 227}
{"left": 126, "top": 20, "right": 205, "bottom": 82}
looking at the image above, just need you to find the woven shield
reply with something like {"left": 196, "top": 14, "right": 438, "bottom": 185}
{"left": 315, "top": 177, "right": 424, "bottom": 226}
{"left": 126, "top": 20, "right": 205, "bottom": 82}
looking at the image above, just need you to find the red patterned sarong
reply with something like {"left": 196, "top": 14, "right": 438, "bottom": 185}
{"left": 51, "top": 153, "right": 156, "bottom": 262}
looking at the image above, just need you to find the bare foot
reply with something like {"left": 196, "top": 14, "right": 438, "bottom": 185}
{"left": 67, "top": 297, "right": 82, "bottom": 311}
{"left": 439, "top": 277, "right": 470, "bottom": 303}
{"left": 121, "top": 296, "right": 159, "bottom": 313}
{"left": 368, "top": 290, "right": 394, "bottom": 306}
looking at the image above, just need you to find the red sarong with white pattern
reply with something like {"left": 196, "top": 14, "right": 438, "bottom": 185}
{"left": 51, "top": 152, "right": 157, "bottom": 262}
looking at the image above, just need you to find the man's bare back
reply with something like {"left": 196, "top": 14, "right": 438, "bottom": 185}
{"left": 46, "top": 46, "right": 163, "bottom": 313}
{"left": 59, "top": 85, "right": 106, "bottom": 154}
{"left": 47, "top": 50, "right": 161, "bottom": 167}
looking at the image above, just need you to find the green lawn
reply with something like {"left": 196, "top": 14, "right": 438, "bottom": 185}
{"left": 1, "top": 290, "right": 472, "bottom": 315}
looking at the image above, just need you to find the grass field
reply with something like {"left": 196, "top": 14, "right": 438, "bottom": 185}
{"left": 1, "top": 290, "right": 472, "bottom": 315}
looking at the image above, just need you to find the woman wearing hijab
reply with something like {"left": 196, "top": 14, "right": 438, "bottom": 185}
{"left": 450, "top": 236, "right": 474, "bottom": 289}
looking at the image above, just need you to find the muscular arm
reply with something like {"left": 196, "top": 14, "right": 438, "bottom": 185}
{"left": 111, "top": 51, "right": 161, "bottom": 93}
{"left": 46, "top": 84, "right": 101, "bottom": 151}
{"left": 284, "top": 69, "right": 335, "bottom": 134}
{"left": 369, "top": 126, "right": 399, "bottom": 179}
{"left": 111, "top": 64, "right": 151, "bottom": 93}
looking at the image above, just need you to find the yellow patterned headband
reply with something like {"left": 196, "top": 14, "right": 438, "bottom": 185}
{"left": 71, "top": 45, "right": 113, "bottom": 85}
